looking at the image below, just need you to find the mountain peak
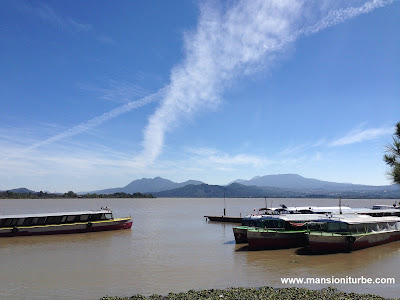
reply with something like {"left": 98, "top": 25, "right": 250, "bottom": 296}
{"left": 90, "top": 177, "right": 204, "bottom": 194}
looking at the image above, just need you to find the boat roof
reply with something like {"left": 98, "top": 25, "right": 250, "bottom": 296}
{"left": 323, "top": 214, "right": 400, "bottom": 224}
{"left": 372, "top": 205, "right": 397, "bottom": 209}
{"left": 355, "top": 208, "right": 400, "bottom": 214}
{"left": 259, "top": 214, "right": 332, "bottom": 222}
{"left": 0, "top": 210, "right": 111, "bottom": 220}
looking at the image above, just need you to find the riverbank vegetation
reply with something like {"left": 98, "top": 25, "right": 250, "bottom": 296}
{"left": 0, "top": 190, "right": 154, "bottom": 199}
{"left": 100, "top": 286, "right": 396, "bottom": 300}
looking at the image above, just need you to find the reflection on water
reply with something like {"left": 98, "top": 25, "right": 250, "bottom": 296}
{"left": 0, "top": 198, "right": 399, "bottom": 299}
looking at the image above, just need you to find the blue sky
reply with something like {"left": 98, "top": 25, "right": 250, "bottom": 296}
{"left": 1, "top": 0, "right": 399, "bottom": 193}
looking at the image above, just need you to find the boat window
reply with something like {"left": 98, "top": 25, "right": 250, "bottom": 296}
{"left": 378, "top": 222, "right": 389, "bottom": 231}
{"left": 46, "top": 216, "right": 63, "bottom": 224}
{"left": 79, "top": 215, "right": 89, "bottom": 221}
{"left": 10, "top": 219, "right": 19, "bottom": 226}
{"left": 66, "top": 215, "right": 78, "bottom": 223}
{"left": 23, "top": 218, "right": 34, "bottom": 226}
{"left": 17, "top": 218, "right": 25, "bottom": 226}
{"left": 31, "top": 218, "right": 39, "bottom": 225}
{"left": 100, "top": 214, "right": 106, "bottom": 220}
{"left": 267, "top": 220, "right": 284, "bottom": 228}
{"left": 3, "top": 219, "right": 13, "bottom": 227}
{"left": 311, "top": 222, "right": 327, "bottom": 231}
{"left": 105, "top": 213, "right": 113, "bottom": 220}
{"left": 89, "top": 213, "right": 102, "bottom": 221}
{"left": 61, "top": 216, "right": 67, "bottom": 223}
{"left": 349, "top": 224, "right": 365, "bottom": 233}
{"left": 255, "top": 220, "right": 265, "bottom": 227}
{"left": 37, "top": 217, "right": 46, "bottom": 225}
{"left": 0, "top": 219, "right": 8, "bottom": 227}
{"left": 327, "top": 222, "right": 347, "bottom": 232}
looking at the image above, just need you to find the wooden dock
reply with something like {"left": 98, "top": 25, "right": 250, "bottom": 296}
{"left": 204, "top": 215, "right": 243, "bottom": 223}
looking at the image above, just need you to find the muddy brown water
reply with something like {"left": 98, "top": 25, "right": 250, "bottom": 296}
{"left": 0, "top": 198, "right": 399, "bottom": 299}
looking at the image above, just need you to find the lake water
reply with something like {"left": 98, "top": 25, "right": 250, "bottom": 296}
{"left": 1, "top": 197, "right": 400, "bottom": 299}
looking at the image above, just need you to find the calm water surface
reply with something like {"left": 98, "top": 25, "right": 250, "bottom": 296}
{"left": 1, "top": 198, "right": 400, "bottom": 299}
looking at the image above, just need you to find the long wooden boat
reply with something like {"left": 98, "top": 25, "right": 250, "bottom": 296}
{"left": 246, "top": 214, "right": 331, "bottom": 250}
{"left": 233, "top": 215, "right": 267, "bottom": 243}
{"left": 204, "top": 215, "right": 243, "bottom": 223}
{"left": 0, "top": 208, "right": 132, "bottom": 237}
{"left": 232, "top": 205, "right": 352, "bottom": 245}
{"left": 306, "top": 215, "right": 400, "bottom": 253}
{"left": 356, "top": 207, "right": 400, "bottom": 217}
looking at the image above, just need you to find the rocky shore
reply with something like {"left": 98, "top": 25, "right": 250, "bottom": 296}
{"left": 101, "top": 286, "right": 397, "bottom": 300}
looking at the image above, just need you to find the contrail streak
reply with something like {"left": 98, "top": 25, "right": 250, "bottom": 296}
{"left": 25, "top": 89, "right": 165, "bottom": 151}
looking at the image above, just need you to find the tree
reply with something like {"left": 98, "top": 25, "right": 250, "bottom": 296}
{"left": 384, "top": 122, "right": 400, "bottom": 185}
{"left": 64, "top": 191, "right": 78, "bottom": 198}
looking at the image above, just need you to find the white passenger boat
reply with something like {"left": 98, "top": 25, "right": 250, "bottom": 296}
{"left": 0, "top": 208, "right": 132, "bottom": 237}
{"left": 307, "top": 215, "right": 400, "bottom": 253}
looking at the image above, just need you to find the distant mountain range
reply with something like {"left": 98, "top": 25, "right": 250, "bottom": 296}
{"left": 5, "top": 174, "right": 400, "bottom": 198}
{"left": 89, "top": 177, "right": 204, "bottom": 194}
{"left": 231, "top": 174, "right": 383, "bottom": 191}
{"left": 85, "top": 174, "right": 400, "bottom": 198}
{"left": 0, "top": 188, "right": 36, "bottom": 194}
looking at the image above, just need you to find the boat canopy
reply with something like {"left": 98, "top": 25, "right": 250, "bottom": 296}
{"left": 319, "top": 214, "right": 400, "bottom": 225}
{"left": 0, "top": 209, "right": 111, "bottom": 220}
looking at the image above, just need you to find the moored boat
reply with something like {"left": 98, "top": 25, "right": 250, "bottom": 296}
{"left": 205, "top": 215, "right": 243, "bottom": 223}
{"left": 0, "top": 208, "right": 132, "bottom": 237}
{"left": 356, "top": 207, "right": 400, "bottom": 217}
{"left": 233, "top": 214, "right": 268, "bottom": 243}
{"left": 232, "top": 205, "right": 350, "bottom": 245}
{"left": 306, "top": 215, "right": 400, "bottom": 253}
{"left": 246, "top": 214, "right": 330, "bottom": 250}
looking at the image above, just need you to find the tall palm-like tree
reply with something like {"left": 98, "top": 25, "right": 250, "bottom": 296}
{"left": 384, "top": 122, "right": 400, "bottom": 185}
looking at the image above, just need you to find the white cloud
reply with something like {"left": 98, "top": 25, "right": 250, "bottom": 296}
{"left": 10, "top": 0, "right": 394, "bottom": 172}
{"left": 136, "top": 0, "right": 393, "bottom": 165}
{"left": 330, "top": 126, "right": 393, "bottom": 146}
{"left": 185, "top": 147, "right": 272, "bottom": 168}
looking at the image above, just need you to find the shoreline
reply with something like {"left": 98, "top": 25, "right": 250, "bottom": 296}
{"left": 100, "top": 286, "right": 398, "bottom": 300}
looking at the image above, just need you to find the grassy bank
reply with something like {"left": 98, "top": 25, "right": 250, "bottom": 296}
{"left": 101, "top": 286, "right": 397, "bottom": 300}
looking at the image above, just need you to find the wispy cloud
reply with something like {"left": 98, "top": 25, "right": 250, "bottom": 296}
{"left": 36, "top": 97, "right": 159, "bottom": 150}
{"left": 330, "top": 125, "right": 393, "bottom": 146}
{"left": 78, "top": 80, "right": 150, "bottom": 103}
{"left": 185, "top": 147, "right": 273, "bottom": 168}
{"left": 21, "top": 2, "right": 92, "bottom": 32}
{"left": 136, "top": 0, "right": 393, "bottom": 166}
{"left": 19, "top": 90, "right": 165, "bottom": 153}
{"left": 96, "top": 35, "right": 116, "bottom": 45}
{"left": 13, "top": 0, "right": 393, "bottom": 169}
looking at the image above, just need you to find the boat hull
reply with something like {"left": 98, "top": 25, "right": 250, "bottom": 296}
{"left": 307, "top": 230, "right": 400, "bottom": 253}
{"left": 233, "top": 226, "right": 249, "bottom": 243}
{"left": 0, "top": 218, "right": 132, "bottom": 237}
{"left": 205, "top": 216, "right": 242, "bottom": 223}
{"left": 247, "top": 229, "right": 307, "bottom": 250}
